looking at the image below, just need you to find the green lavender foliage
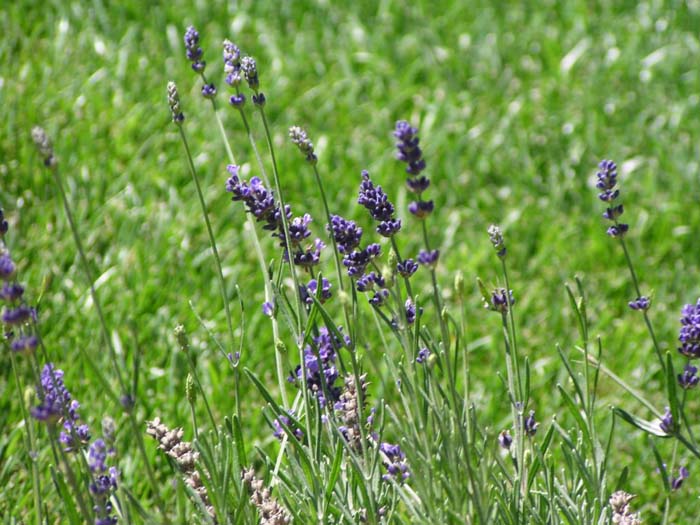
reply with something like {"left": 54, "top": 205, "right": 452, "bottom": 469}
{"left": 2, "top": 0, "right": 700, "bottom": 523}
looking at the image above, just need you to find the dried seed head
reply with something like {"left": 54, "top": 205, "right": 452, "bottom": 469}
{"left": 31, "top": 127, "right": 57, "bottom": 168}
{"left": 242, "top": 468, "right": 291, "bottom": 525}
{"left": 146, "top": 418, "right": 216, "bottom": 521}
{"left": 167, "top": 82, "right": 185, "bottom": 124}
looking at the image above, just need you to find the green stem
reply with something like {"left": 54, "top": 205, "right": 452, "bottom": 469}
{"left": 10, "top": 352, "right": 43, "bottom": 525}
{"left": 49, "top": 164, "right": 167, "bottom": 516}
{"left": 617, "top": 234, "right": 665, "bottom": 372}
{"left": 176, "top": 124, "right": 237, "bottom": 382}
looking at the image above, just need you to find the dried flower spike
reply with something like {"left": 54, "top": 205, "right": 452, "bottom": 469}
{"left": 242, "top": 468, "right": 291, "bottom": 525}
{"left": 289, "top": 126, "right": 318, "bottom": 164}
{"left": 146, "top": 418, "right": 216, "bottom": 521}
{"left": 167, "top": 81, "right": 185, "bottom": 124}
{"left": 31, "top": 126, "right": 57, "bottom": 168}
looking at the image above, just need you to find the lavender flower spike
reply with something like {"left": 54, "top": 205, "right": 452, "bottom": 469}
{"left": 167, "top": 82, "right": 185, "bottom": 123}
{"left": 671, "top": 466, "right": 689, "bottom": 491}
{"left": 524, "top": 410, "right": 539, "bottom": 436}
{"left": 678, "top": 364, "right": 699, "bottom": 389}
{"left": 679, "top": 299, "right": 700, "bottom": 359}
{"left": 184, "top": 26, "right": 206, "bottom": 73}
{"left": 289, "top": 126, "right": 318, "bottom": 165}
{"left": 628, "top": 296, "right": 650, "bottom": 311}
{"left": 595, "top": 159, "right": 629, "bottom": 238}
{"left": 488, "top": 224, "right": 507, "bottom": 258}
{"left": 223, "top": 39, "right": 242, "bottom": 87}
{"left": 659, "top": 407, "right": 674, "bottom": 434}
{"left": 31, "top": 126, "right": 57, "bottom": 168}
{"left": 358, "top": 171, "right": 401, "bottom": 237}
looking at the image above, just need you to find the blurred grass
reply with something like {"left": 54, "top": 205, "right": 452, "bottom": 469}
{"left": 2, "top": 0, "right": 700, "bottom": 521}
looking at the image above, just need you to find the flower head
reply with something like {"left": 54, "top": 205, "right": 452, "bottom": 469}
{"left": 679, "top": 299, "right": 700, "bottom": 358}
{"left": 678, "top": 364, "right": 699, "bottom": 389}
{"left": 671, "top": 466, "right": 689, "bottom": 491}
{"left": 379, "top": 442, "right": 410, "bottom": 482}
{"left": 31, "top": 127, "right": 57, "bottom": 168}
{"left": 417, "top": 249, "right": 439, "bottom": 269}
{"left": 167, "top": 82, "right": 185, "bottom": 123}
{"left": 358, "top": 171, "right": 402, "bottom": 237}
{"left": 488, "top": 225, "right": 506, "bottom": 258}
{"left": 394, "top": 121, "right": 426, "bottom": 177}
{"left": 397, "top": 258, "right": 418, "bottom": 278}
{"left": 595, "top": 160, "right": 629, "bottom": 238}
{"left": 240, "top": 56, "right": 259, "bottom": 91}
{"left": 415, "top": 347, "right": 431, "bottom": 364}
{"left": 659, "top": 407, "right": 674, "bottom": 434}
{"left": 524, "top": 410, "right": 538, "bottom": 436}
{"left": 498, "top": 430, "right": 513, "bottom": 450}
{"left": 328, "top": 215, "right": 363, "bottom": 254}
{"left": 272, "top": 411, "right": 304, "bottom": 441}
{"left": 184, "top": 26, "right": 206, "bottom": 73}
{"left": 628, "top": 296, "right": 650, "bottom": 311}
{"left": 289, "top": 126, "right": 317, "bottom": 164}
{"left": 223, "top": 39, "right": 242, "bottom": 86}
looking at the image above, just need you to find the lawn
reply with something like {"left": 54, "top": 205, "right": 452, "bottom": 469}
{"left": 2, "top": 0, "right": 700, "bottom": 523}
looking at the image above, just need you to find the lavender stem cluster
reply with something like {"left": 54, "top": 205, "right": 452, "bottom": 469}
{"left": 88, "top": 438, "right": 119, "bottom": 525}
{"left": 31, "top": 363, "right": 91, "bottom": 451}
{"left": 1, "top": 211, "right": 38, "bottom": 355}
{"left": 225, "top": 165, "right": 325, "bottom": 270}
{"left": 595, "top": 159, "right": 628, "bottom": 239}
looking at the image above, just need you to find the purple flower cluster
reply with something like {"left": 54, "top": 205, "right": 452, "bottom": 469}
{"left": 524, "top": 410, "right": 539, "bottom": 437}
{"left": 300, "top": 278, "right": 332, "bottom": 305}
{"left": 288, "top": 328, "right": 347, "bottom": 407}
{"left": 1, "top": 223, "right": 38, "bottom": 355}
{"left": 328, "top": 215, "right": 363, "bottom": 254}
{"left": 184, "top": 26, "right": 206, "bottom": 73}
{"left": 394, "top": 121, "right": 433, "bottom": 219}
{"left": 223, "top": 39, "right": 242, "bottom": 87}
{"left": 678, "top": 364, "right": 699, "bottom": 389}
{"left": 498, "top": 430, "right": 513, "bottom": 450}
{"left": 628, "top": 296, "right": 650, "bottom": 311}
{"left": 396, "top": 258, "right": 418, "bottom": 278}
{"left": 289, "top": 126, "right": 318, "bottom": 165}
{"left": 31, "top": 364, "right": 91, "bottom": 451}
{"left": 379, "top": 442, "right": 410, "bottom": 482}
{"left": 357, "top": 171, "right": 401, "bottom": 237}
{"left": 225, "top": 165, "right": 324, "bottom": 270}
{"left": 485, "top": 288, "right": 515, "bottom": 314}
{"left": 671, "top": 466, "right": 689, "bottom": 491}
{"left": 342, "top": 243, "right": 381, "bottom": 278}
{"left": 595, "top": 160, "right": 629, "bottom": 239}
{"left": 659, "top": 407, "right": 674, "bottom": 434}
{"left": 415, "top": 347, "right": 430, "bottom": 364}
{"left": 679, "top": 299, "right": 700, "bottom": 359}
{"left": 88, "top": 438, "right": 119, "bottom": 525}
{"left": 272, "top": 411, "right": 304, "bottom": 441}
{"left": 418, "top": 249, "right": 439, "bottom": 269}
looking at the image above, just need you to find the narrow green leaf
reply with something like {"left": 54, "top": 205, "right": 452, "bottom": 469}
{"left": 612, "top": 407, "right": 668, "bottom": 437}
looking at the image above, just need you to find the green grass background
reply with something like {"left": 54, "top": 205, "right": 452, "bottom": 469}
{"left": 2, "top": 0, "right": 700, "bottom": 521}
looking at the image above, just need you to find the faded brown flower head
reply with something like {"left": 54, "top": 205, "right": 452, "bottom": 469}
{"left": 242, "top": 468, "right": 291, "bottom": 525}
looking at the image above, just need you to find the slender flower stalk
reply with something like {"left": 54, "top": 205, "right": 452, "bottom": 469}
{"left": 31, "top": 126, "right": 167, "bottom": 517}
{"left": 167, "top": 81, "right": 239, "bottom": 417}
{"left": 595, "top": 159, "right": 665, "bottom": 373}
{"left": 181, "top": 30, "right": 289, "bottom": 408}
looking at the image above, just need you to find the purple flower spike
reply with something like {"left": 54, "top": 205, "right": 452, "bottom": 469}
{"left": 628, "top": 296, "right": 650, "bottom": 311}
{"left": 223, "top": 39, "right": 242, "bottom": 87}
{"left": 679, "top": 299, "right": 700, "bottom": 358}
{"left": 358, "top": 171, "right": 401, "bottom": 237}
{"left": 328, "top": 215, "right": 363, "bottom": 254}
{"left": 524, "top": 410, "right": 539, "bottom": 436}
{"left": 678, "top": 364, "right": 699, "bottom": 389}
{"left": 417, "top": 249, "right": 439, "bottom": 268}
{"left": 0, "top": 253, "right": 16, "bottom": 280}
{"left": 397, "top": 259, "right": 418, "bottom": 278}
{"left": 262, "top": 301, "right": 274, "bottom": 317}
{"left": 273, "top": 411, "right": 304, "bottom": 441}
{"left": 184, "top": 26, "right": 206, "bottom": 73}
{"left": 201, "top": 83, "right": 217, "bottom": 99}
{"left": 301, "top": 278, "right": 332, "bottom": 305}
{"left": 405, "top": 299, "right": 416, "bottom": 324}
{"left": 379, "top": 442, "right": 410, "bottom": 482}
{"left": 394, "top": 121, "right": 426, "bottom": 177}
{"left": 416, "top": 347, "right": 430, "bottom": 364}
{"left": 659, "top": 407, "right": 674, "bottom": 434}
{"left": 498, "top": 430, "right": 513, "bottom": 450}
{"left": 408, "top": 200, "right": 434, "bottom": 219}
{"left": 606, "top": 224, "right": 629, "bottom": 238}
{"left": 0, "top": 209, "right": 8, "bottom": 236}
{"left": 671, "top": 466, "right": 689, "bottom": 491}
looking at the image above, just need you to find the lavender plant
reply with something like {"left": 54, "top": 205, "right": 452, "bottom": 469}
{"left": 11, "top": 18, "right": 700, "bottom": 525}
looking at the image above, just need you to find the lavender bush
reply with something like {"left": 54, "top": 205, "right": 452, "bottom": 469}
{"left": 6, "top": 21, "right": 698, "bottom": 525}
